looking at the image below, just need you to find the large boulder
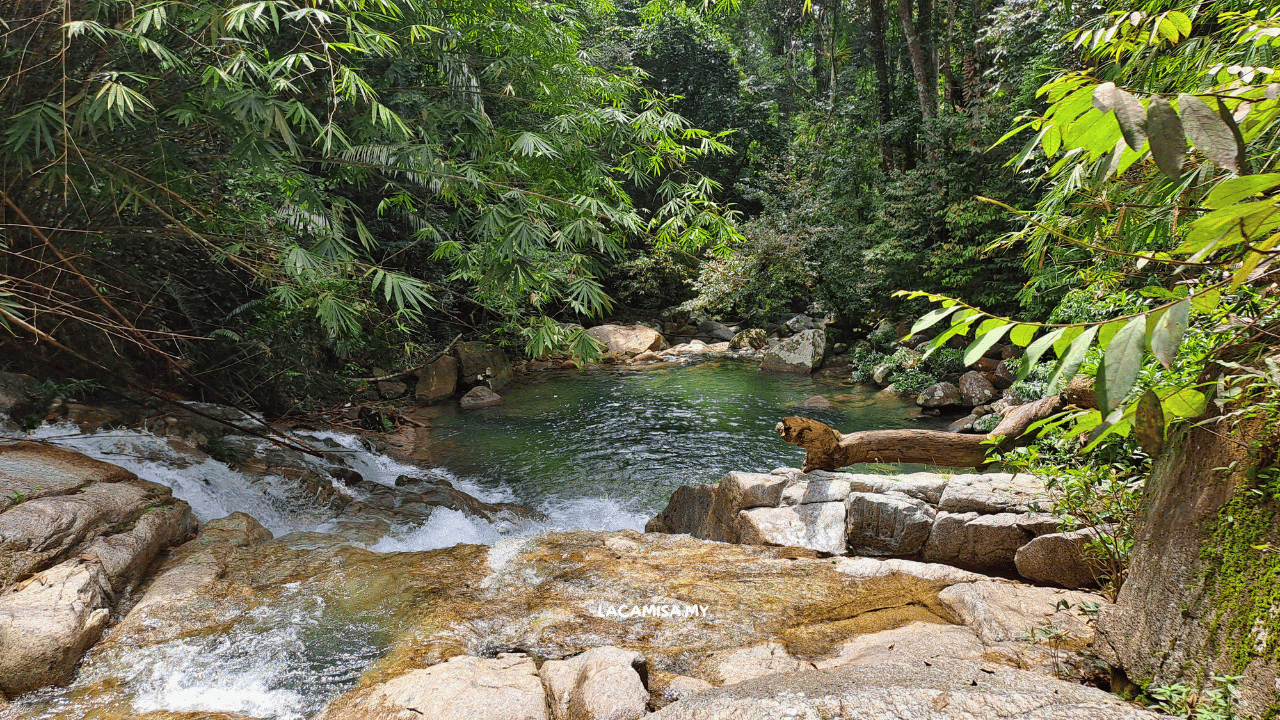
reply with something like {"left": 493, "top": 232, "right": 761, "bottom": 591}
{"left": 414, "top": 355, "right": 459, "bottom": 403}
{"left": 696, "top": 320, "right": 735, "bottom": 343}
{"left": 647, "top": 658, "right": 1164, "bottom": 720}
{"left": 737, "top": 502, "right": 847, "bottom": 555}
{"left": 729, "top": 329, "right": 767, "bottom": 350}
{"left": 921, "top": 512, "right": 1032, "bottom": 573}
{"left": 1015, "top": 527, "right": 1107, "bottom": 589}
{"left": 844, "top": 492, "right": 935, "bottom": 556}
{"left": 315, "top": 653, "right": 549, "bottom": 720}
{"left": 454, "top": 342, "right": 513, "bottom": 391}
{"left": 647, "top": 472, "right": 791, "bottom": 543}
{"left": 759, "top": 329, "right": 825, "bottom": 374}
{"left": 586, "top": 325, "right": 665, "bottom": 356}
{"left": 937, "top": 472, "right": 1053, "bottom": 514}
{"left": 0, "top": 372, "right": 38, "bottom": 419}
{"left": 460, "top": 386, "right": 503, "bottom": 409}
{"left": 958, "top": 371, "right": 998, "bottom": 406}
{"left": 917, "top": 382, "right": 963, "bottom": 408}
{"left": 540, "top": 646, "right": 648, "bottom": 720}
{"left": 0, "top": 440, "right": 136, "bottom": 510}
{"left": 0, "top": 559, "right": 113, "bottom": 695}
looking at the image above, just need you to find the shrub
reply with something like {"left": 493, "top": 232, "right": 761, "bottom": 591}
{"left": 892, "top": 370, "right": 938, "bottom": 395}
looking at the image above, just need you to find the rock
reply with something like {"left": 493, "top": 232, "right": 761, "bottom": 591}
{"left": 993, "top": 361, "right": 1016, "bottom": 389}
{"left": 917, "top": 382, "right": 963, "bottom": 408}
{"left": 840, "top": 472, "right": 948, "bottom": 505}
{"left": 316, "top": 653, "right": 548, "bottom": 720}
{"left": 1015, "top": 527, "right": 1110, "bottom": 589}
{"left": 946, "top": 414, "right": 978, "bottom": 433}
{"left": 647, "top": 472, "right": 792, "bottom": 543}
{"left": 958, "top": 371, "right": 998, "bottom": 406}
{"left": 697, "top": 320, "right": 736, "bottom": 342}
{"left": 729, "top": 329, "right": 767, "bottom": 350}
{"left": 540, "top": 646, "right": 648, "bottom": 720}
{"left": 813, "top": 621, "right": 986, "bottom": 669}
{"left": 759, "top": 329, "right": 825, "bottom": 374}
{"left": 454, "top": 341, "right": 513, "bottom": 391}
{"left": 871, "top": 364, "right": 894, "bottom": 385}
{"left": 921, "top": 512, "right": 1032, "bottom": 572}
{"left": 81, "top": 501, "right": 196, "bottom": 591}
{"left": 1016, "top": 513, "right": 1069, "bottom": 536}
{"left": 647, "top": 658, "right": 1165, "bottom": 720}
{"left": 632, "top": 350, "right": 662, "bottom": 363}
{"left": 460, "top": 386, "right": 503, "bottom": 409}
{"left": 651, "top": 674, "right": 713, "bottom": 708}
{"left": 414, "top": 355, "right": 459, "bottom": 403}
{"left": 0, "top": 440, "right": 136, "bottom": 510}
{"left": 783, "top": 314, "right": 817, "bottom": 333}
{"left": 0, "top": 559, "right": 113, "bottom": 695}
{"left": 389, "top": 476, "right": 547, "bottom": 525}
{"left": 938, "top": 473, "right": 1053, "bottom": 514}
{"left": 969, "top": 356, "right": 999, "bottom": 372}
{"left": 833, "top": 556, "right": 988, "bottom": 587}
{"left": 738, "top": 502, "right": 847, "bottom": 555}
{"left": 586, "top": 325, "right": 665, "bottom": 355}
{"left": 710, "top": 642, "right": 814, "bottom": 686}
{"left": 801, "top": 395, "right": 834, "bottom": 409}
{"left": 845, "top": 492, "right": 935, "bottom": 556}
{"left": 0, "top": 478, "right": 176, "bottom": 588}
{"left": 937, "top": 580, "right": 1106, "bottom": 675}
{"left": 0, "top": 372, "right": 38, "bottom": 417}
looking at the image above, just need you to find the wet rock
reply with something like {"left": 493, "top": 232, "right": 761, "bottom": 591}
{"left": 0, "top": 440, "right": 136, "bottom": 510}
{"left": 414, "top": 355, "right": 459, "bottom": 403}
{"left": 81, "top": 502, "right": 196, "bottom": 591}
{"left": 644, "top": 484, "right": 713, "bottom": 536}
{"left": 0, "top": 559, "right": 112, "bottom": 695}
{"left": 214, "top": 435, "right": 351, "bottom": 507}
{"left": 729, "top": 329, "right": 767, "bottom": 350}
{"left": 759, "top": 329, "right": 825, "bottom": 374}
{"left": 801, "top": 395, "right": 834, "bottom": 408}
{"left": 958, "top": 371, "right": 998, "bottom": 406}
{"left": 738, "top": 502, "right": 847, "bottom": 555}
{"left": 388, "top": 476, "right": 547, "bottom": 524}
{"left": 540, "top": 646, "right": 648, "bottom": 720}
{"left": 651, "top": 674, "right": 713, "bottom": 708}
{"left": 845, "top": 492, "right": 935, "bottom": 557}
{"left": 586, "top": 325, "right": 665, "bottom": 356}
{"left": 454, "top": 342, "right": 513, "bottom": 391}
{"left": 0, "top": 372, "right": 38, "bottom": 417}
{"left": 917, "top": 382, "right": 963, "bottom": 408}
{"left": 460, "top": 386, "right": 503, "bottom": 409}
{"left": 631, "top": 350, "right": 662, "bottom": 363}
{"left": 921, "top": 512, "right": 1032, "bottom": 573}
{"left": 938, "top": 473, "right": 1053, "bottom": 514}
{"left": 647, "top": 658, "right": 1164, "bottom": 720}
{"left": 993, "top": 361, "right": 1016, "bottom": 389}
{"left": 871, "top": 364, "right": 894, "bottom": 385}
{"left": 1015, "top": 527, "right": 1110, "bottom": 589}
{"left": 317, "top": 653, "right": 548, "bottom": 720}
{"left": 0, "top": 478, "right": 175, "bottom": 588}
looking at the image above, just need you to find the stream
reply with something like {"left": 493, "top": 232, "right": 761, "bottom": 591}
{"left": 7, "top": 359, "right": 945, "bottom": 719}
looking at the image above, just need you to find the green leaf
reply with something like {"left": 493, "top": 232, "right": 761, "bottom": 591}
{"left": 1134, "top": 389, "right": 1166, "bottom": 456}
{"left": 909, "top": 305, "right": 963, "bottom": 339}
{"left": 964, "top": 322, "right": 1013, "bottom": 367}
{"left": 1160, "top": 386, "right": 1206, "bottom": 418}
{"left": 1019, "top": 327, "right": 1065, "bottom": 380}
{"left": 1178, "top": 94, "right": 1242, "bottom": 174}
{"left": 1047, "top": 325, "right": 1098, "bottom": 395}
{"left": 1204, "top": 173, "right": 1280, "bottom": 209}
{"left": 1150, "top": 298, "right": 1190, "bottom": 369}
{"left": 1146, "top": 96, "right": 1185, "bottom": 181}
{"left": 1095, "top": 83, "right": 1148, "bottom": 150}
{"left": 1192, "top": 288, "right": 1221, "bottom": 314}
{"left": 1096, "top": 316, "right": 1146, "bottom": 413}
{"left": 1231, "top": 232, "right": 1280, "bottom": 291}
{"left": 1053, "top": 325, "right": 1085, "bottom": 359}
{"left": 1097, "top": 318, "right": 1127, "bottom": 349}
{"left": 1009, "top": 324, "right": 1038, "bottom": 348}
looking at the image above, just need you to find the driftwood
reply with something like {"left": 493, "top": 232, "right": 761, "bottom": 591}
{"left": 776, "top": 393, "right": 1078, "bottom": 471}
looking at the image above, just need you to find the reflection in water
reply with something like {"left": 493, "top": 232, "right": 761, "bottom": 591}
{"left": 411, "top": 360, "right": 942, "bottom": 517}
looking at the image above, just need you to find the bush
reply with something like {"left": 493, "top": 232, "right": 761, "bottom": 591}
{"left": 848, "top": 345, "right": 886, "bottom": 383}
{"left": 891, "top": 370, "right": 938, "bottom": 395}
{"left": 973, "top": 413, "right": 1003, "bottom": 433}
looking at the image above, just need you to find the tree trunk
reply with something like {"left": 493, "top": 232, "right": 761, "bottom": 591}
{"left": 896, "top": 0, "right": 937, "bottom": 120}
{"left": 775, "top": 394, "right": 1068, "bottom": 471}
{"left": 867, "top": 0, "right": 896, "bottom": 173}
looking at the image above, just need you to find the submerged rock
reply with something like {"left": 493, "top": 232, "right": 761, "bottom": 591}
{"left": 460, "top": 386, "right": 503, "bottom": 409}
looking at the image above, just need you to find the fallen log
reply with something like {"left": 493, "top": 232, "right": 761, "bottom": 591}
{"left": 775, "top": 393, "right": 1075, "bottom": 471}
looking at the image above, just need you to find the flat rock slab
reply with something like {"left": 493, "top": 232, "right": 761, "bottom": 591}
{"left": 937, "top": 580, "right": 1102, "bottom": 648}
{"left": 812, "top": 621, "right": 985, "bottom": 669}
{"left": 824, "top": 471, "right": 948, "bottom": 505}
{"left": 921, "top": 512, "right": 1032, "bottom": 572}
{"left": 0, "top": 441, "right": 136, "bottom": 510}
{"left": 938, "top": 473, "right": 1053, "bottom": 514}
{"left": 648, "top": 658, "right": 1164, "bottom": 719}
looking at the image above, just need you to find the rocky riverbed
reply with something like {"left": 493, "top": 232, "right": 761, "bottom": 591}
{"left": 0, "top": 376, "right": 1172, "bottom": 719}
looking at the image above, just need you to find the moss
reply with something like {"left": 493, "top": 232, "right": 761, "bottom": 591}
{"left": 1201, "top": 492, "right": 1280, "bottom": 673}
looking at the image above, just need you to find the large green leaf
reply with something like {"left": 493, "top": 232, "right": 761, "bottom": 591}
{"left": 964, "top": 322, "right": 1013, "bottom": 367}
{"left": 1178, "top": 94, "right": 1243, "bottom": 173}
{"left": 1018, "top": 327, "right": 1065, "bottom": 380}
{"left": 1047, "top": 325, "right": 1098, "bottom": 395}
{"left": 1204, "top": 173, "right": 1280, "bottom": 209}
{"left": 1095, "top": 316, "right": 1146, "bottom": 413}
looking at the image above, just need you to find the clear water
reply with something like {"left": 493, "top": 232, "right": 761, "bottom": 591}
{"left": 407, "top": 359, "right": 942, "bottom": 517}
